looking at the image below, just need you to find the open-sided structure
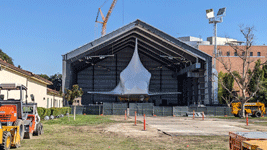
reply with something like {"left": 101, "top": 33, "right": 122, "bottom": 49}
{"left": 62, "top": 19, "right": 214, "bottom": 106}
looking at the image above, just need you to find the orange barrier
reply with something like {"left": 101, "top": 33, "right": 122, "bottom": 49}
{"left": 135, "top": 111, "right": 137, "bottom": 126}
{"left": 246, "top": 114, "right": 248, "bottom": 126}
{"left": 143, "top": 114, "right": 146, "bottom": 131}
{"left": 125, "top": 110, "right": 127, "bottom": 120}
{"left": 193, "top": 110, "right": 195, "bottom": 119}
{"left": 202, "top": 111, "right": 204, "bottom": 120}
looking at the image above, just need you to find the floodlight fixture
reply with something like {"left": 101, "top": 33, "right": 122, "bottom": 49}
{"left": 206, "top": 9, "right": 214, "bottom": 19}
{"left": 217, "top": 7, "right": 226, "bottom": 16}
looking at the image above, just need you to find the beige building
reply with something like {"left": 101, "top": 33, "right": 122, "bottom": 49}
{"left": 0, "top": 58, "right": 63, "bottom": 108}
{"left": 47, "top": 88, "right": 63, "bottom": 108}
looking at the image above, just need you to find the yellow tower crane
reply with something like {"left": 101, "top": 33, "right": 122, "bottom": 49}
{"left": 95, "top": 0, "right": 118, "bottom": 36}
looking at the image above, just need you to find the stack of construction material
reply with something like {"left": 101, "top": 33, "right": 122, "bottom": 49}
{"left": 229, "top": 132, "right": 267, "bottom": 150}
{"left": 186, "top": 112, "right": 205, "bottom": 117}
{"left": 242, "top": 140, "right": 267, "bottom": 150}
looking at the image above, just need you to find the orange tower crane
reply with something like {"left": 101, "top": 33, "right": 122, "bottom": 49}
{"left": 96, "top": 0, "right": 118, "bottom": 36}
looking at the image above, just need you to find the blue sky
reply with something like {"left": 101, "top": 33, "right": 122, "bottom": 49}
{"left": 1, "top": 0, "right": 266, "bottom": 75}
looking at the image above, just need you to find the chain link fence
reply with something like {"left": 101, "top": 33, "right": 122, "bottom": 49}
{"left": 71, "top": 103, "right": 234, "bottom": 116}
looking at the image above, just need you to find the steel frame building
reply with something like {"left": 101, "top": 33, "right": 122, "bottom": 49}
{"left": 62, "top": 20, "right": 214, "bottom": 106}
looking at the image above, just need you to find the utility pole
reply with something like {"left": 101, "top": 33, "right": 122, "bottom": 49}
{"left": 206, "top": 8, "right": 226, "bottom": 104}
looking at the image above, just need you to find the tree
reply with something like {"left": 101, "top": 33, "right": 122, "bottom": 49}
{"left": 217, "top": 26, "right": 266, "bottom": 118}
{"left": 249, "top": 61, "right": 267, "bottom": 104}
{"left": 218, "top": 71, "right": 234, "bottom": 107}
{"left": 64, "top": 84, "right": 83, "bottom": 121}
{"left": 49, "top": 74, "right": 62, "bottom": 91}
{"left": 38, "top": 74, "right": 50, "bottom": 81}
{"left": 64, "top": 84, "right": 83, "bottom": 105}
{"left": 248, "top": 59, "right": 264, "bottom": 93}
{"left": 0, "top": 49, "right": 14, "bottom": 65}
{"left": 38, "top": 73, "right": 62, "bottom": 91}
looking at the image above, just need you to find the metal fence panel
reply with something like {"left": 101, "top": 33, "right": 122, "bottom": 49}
{"left": 103, "top": 103, "right": 127, "bottom": 115}
{"left": 129, "top": 103, "right": 153, "bottom": 116}
{"left": 163, "top": 107, "right": 173, "bottom": 116}
{"left": 154, "top": 106, "right": 163, "bottom": 116}
{"left": 71, "top": 104, "right": 234, "bottom": 117}
{"left": 83, "top": 105, "right": 103, "bottom": 115}
{"left": 173, "top": 106, "right": 188, "bottom": 116}
{"left": 71, "top": 106, "right": 84, "bottom": 115}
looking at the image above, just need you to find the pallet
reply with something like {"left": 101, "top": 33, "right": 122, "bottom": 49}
{"left": 229, "top": 132, "right": 267, "bottom": 150}
{"left": 242, "top": 140, "right": 267, "bottom": 150}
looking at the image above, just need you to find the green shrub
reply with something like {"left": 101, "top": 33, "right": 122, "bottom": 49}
{"left": 37, "top": 107, "right": 45, "bottom": 118}
{"left": 45, "top": 108, "right": 51, "bottom": 117}
{"left": 37, "top": 107, "right": 71, "bottom": 119}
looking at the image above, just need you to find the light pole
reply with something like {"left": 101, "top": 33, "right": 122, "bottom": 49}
{"left": 206, "top": 8, "right": 226, "bottom": 104}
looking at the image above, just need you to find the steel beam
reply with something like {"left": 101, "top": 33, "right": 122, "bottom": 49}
{"left": 187, "top": 72, "right": 200, "bottom": 78}
{"left": 178, "top": 63, "right": 201, "bottom": 75}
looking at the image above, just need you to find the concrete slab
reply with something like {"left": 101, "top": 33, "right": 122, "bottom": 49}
{"left": 135, "top": 116, "right": 252, "bottom": 136}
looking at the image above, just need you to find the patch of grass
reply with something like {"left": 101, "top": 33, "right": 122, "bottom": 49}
{"left": 43, "top": 115, "right": 117, "bottom": 126}
{"left": 210, "top": 116, "right": 267, "bottom": 120}
{"left": 253, "top": 122, "right": 267, "bottom": 126}
{"left": 20, "top": 124, "right": 229, "bottom": 150}
{"left": 209, "top": 116, "right": 237, "bottom": 119}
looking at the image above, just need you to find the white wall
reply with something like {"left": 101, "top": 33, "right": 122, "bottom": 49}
{"left": 0, "top": 69, "right": 27, "bottom": 100}
{"left": 27, "top": 78, "right": 47, "bottom": 108}
{"left": 0, "top": 67, "right": 63, "bottom": 108}
{"left": 46, "top": 95, "right": 63, "bottom": 108}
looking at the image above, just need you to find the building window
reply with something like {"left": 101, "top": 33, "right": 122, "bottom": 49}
{"left": 227, "top": 52, "right": 230, "bottom": 56}
{"left": 234, "top": 52, "right": 237, "bottom": 56}
{"left": 250, "top": 52, "right": 253, "bottom": 56}
{"left": 257, "top": 52, "right": 261, "bottom": 56}
{"left": 47, "top": 98, "right": 49, "bottom": 108}
{"left": 242, "top": 52, "right": 245, "bottom": 56}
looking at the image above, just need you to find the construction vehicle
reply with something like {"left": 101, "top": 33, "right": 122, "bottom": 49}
{"left": 22, "top": 103, "right": 43, "bottom": 138}
{"left": 231, "top": 102, "right": 266, "bottom": 117}
{"left": 0, "top": 83, "right": 43, "bottom": 142}
{"left": 0, "top": 124, "right": 21, "bottom": 150}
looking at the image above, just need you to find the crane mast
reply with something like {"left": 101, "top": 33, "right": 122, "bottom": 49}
{"left": 96, "top": 0, "right": 117, "bottom": 36}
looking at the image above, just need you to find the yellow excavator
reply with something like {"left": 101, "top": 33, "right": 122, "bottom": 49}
{"left": 231, "top": 102, "right": 266, "bottom": 117}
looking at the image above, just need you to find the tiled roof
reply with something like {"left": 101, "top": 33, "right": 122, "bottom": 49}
{"left": 0, "top": 58, "right": 52, "bottom": 85}
{"left": 47, "top": 88, "right": 62, "bottom": 97}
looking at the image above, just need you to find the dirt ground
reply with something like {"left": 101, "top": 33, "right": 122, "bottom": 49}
{"left": 20, "top": 115, "right": 267, "bottom": 149}
{"left": 107, "top": 115, "right": 267, "bottom": 137}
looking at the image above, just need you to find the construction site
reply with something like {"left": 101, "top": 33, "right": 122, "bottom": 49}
{"left": 1, "top": 0, "right": 267, "bottom": 150}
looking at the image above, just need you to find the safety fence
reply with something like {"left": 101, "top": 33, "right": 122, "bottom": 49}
{"left": 71, "top": 103, "right": 234, "bottom": 116}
